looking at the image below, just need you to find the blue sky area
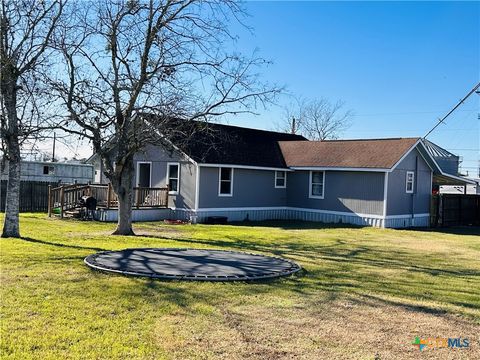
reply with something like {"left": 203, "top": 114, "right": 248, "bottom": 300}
{"left": 225, "top": 1, "right": 479, "bottom": 176}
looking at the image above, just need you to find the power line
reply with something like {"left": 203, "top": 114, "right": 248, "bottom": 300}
{"left": 423, "top": 81, "right": 480, "bottom": 138}
{"left": 351, "top": 109, "right": 476, "bottom": 117}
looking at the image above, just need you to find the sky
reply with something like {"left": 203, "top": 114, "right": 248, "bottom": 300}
{"left": 44, "top": 1, "right": 479, "bottom": 176}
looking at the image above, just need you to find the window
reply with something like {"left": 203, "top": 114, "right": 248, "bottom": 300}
{"left": 218, "top": 168, "right": 233, "bottom": 196}
{"left": 275, "top": 171, "right": 287, "bottom": 188}
{"left": 309, "top": 171, "right": 325, "bottom": 199}
{"left": 406, "top": 171, "right": 415, "bottom": 193}
{"left": 43, "top": 165, "right": 54, "bottom": 175}
{"left": 167, "top": 163, "right": 180, "bottom": 194}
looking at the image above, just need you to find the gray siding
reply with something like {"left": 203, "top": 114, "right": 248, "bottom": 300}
{"left": 434, "top": 157, "right": 459, "bottom": 176}
{"left": 287, "top": 171, "right": 385, "bottom": 216}
{"left": 92, "top": 158, "right": 108, "bottom": 184}
{"left": 386, "top": 148, "right": 432, "bottom": 216}
{"left": 133, "top": 145, "right": 197, "bottom": 209}
{"left": 90, "top": 145, "right": 197, "bottom": 209}
{"left": 198, "top": 167, "right": 288, "bottom": 208}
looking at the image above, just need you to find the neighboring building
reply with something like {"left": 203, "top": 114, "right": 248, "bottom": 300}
{"left": 88, "top": 121, "right": 475, "bottom": 228}
{"left": 440, "top": 182, "right": 480, "bottom": 195}
{"left": 422, "top": 139, "right": 460, "bottom": 175}
{"left": 1, "top": 160, "right": 94, "bottom": 184}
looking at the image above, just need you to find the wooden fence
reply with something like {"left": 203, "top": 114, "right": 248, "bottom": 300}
{"left": 431, "top": 194, "right": 480, "bottom": 227}
{"left": 0, "top": 180, "right": 58, "bottom": 212}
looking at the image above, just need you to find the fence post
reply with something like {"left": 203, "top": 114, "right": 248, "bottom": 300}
{"left": 107, "top": 183, "right": 111, "bottom": 209}
{"left": 136, "top": 188, "right": 140, "bottom": 209}
{"left": 458, "top": 196, "right": 462, "bottom": 225}
{"left": 60, "top": 186, "right": 65, "bottom": 218}
{"left": 165, "top": 184, "right": 169, "bottom": 207}
{"left": 47, "top": 185, "right": 52, "bottom": 217}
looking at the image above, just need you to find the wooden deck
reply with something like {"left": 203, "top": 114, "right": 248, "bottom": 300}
{"left": 48, "top": 183, "right": 169, "bottom": 218}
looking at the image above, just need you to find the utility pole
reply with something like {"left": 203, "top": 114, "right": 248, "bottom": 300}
{"left": 52, "top": 132, "right": 56, "bottom": 162}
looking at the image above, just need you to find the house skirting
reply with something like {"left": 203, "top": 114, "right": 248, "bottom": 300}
{"left": 95, "top": 208, "right": 173, "bottom": 222}
{"left": 383, "top": 213, "right": 430, "bottom": 228}
{"left": 177, "top": 207, "right": 431, "bottom": 228}
{"left": 94, "top": 207, "right": 431, "bottom": 228}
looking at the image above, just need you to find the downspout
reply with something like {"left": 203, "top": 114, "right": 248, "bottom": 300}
{"left": 411, "top": 155, "right": 418, "bottom": 226}
{"left": 383, "top": 171, "right": 389, "bottom": 228}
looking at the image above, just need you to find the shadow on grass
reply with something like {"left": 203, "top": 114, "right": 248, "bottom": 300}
{"left": 351, "top": 294, "right": 449, "bottom": 316}
{"left": 11, "top": 228, "right": 479, "bottom": 320}
{"left": 410, "top": 226, "right": 480, "bottom": 236}
{"left": 227, "top": 220, "right": 365, "bottom": 230}
{"left": 136, "top": 234, "right": 480, "bottom": 277}
{"left": 19, "top": 237, "right": 107, "bottom": 252}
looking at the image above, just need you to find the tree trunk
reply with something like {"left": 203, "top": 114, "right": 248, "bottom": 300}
{"left": 2, "top": 156, "right": 21, "bottom": 238}
{"left": 1, "top": 69, "right": 21, "bottom": 238}
{"left": 111, "top": 157, "right": 135, "bottom": 236}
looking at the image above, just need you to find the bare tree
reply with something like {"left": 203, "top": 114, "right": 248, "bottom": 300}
{"left": 280, "top": 97, "right": 353, "bottom": 140}
{"left": 0, "top": 0, "right": 65, "bottom": 238}
{"left": 50, "top": 0, "right": 279, "bottom": 235}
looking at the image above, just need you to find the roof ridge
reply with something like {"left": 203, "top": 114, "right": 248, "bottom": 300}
{"left": 280, "top": 137, "right": 420, "bottom": 143}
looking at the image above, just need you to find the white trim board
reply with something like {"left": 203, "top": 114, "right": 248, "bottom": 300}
{"left": 274, "top": 170, "right": 287, "bottom": 188}
{"left": 383, "top": 172, "right": 389, "bottom": 220}
{"left": 309, "top": 170, "right": 325, "bottom": 199}
{"left": 291, "top": 166, "right": 390, "bottom": 173}
{"left": 147, "top": 118, "right": 198, "bottom": 166}
{"left": 406, "top": 171, "right": 415, "bottom": 194}
{"left": 390, "top": 139, "right": 422, "bottom": 172}
{"left": 200, "top": 163, "right": 293, "bottom": 172}
{"left": 166, "top": 162, "right": 180, "bottom": 195}
{"left": 218, "top": 167, "right": 234, "bottom": 197}
{"left": 194, "top": 165, "right": 200, "bottom": 210}
{"left": 385, "top": 213, "right": 429, "bottom": 219}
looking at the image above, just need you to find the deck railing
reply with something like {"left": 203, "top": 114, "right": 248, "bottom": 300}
{"left": 48, "top": 183, "right": 169, "bottom": 217}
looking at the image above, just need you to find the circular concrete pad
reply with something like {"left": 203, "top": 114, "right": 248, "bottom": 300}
{"left": 84, "top": 248, "right": 301, "bottom": 281}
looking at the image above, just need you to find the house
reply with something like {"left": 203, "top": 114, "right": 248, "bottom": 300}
{"left": 88, "top": 121, "right": 475, "bottom": 228}
{"left": 1, "top": 160, "right": 94, "bottom": 184}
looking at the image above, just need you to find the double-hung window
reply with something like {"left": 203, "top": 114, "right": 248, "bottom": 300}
{"left": 275, "top": 171, "right": 287, "bottom": 188}
{"left": 218, "top": 168, "right": 233, "bottom": 196}
{"left": 167, "top": 163, "right": 180, "bottom": 194}
{"left": 406, "top": 171, "right": 414, "bottom": 193}
{"left": 309, "top": 171, "right": 325, "bottom": 199}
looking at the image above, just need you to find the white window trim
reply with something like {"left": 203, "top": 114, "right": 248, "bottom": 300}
{"left": 309, "top": 170, "right": 325, "bottom": 199}
{"left": 218, "top": 167, "right": 234, "bottom": 197}
{"left": 406, "top": 171, "right": 415, "bottom": 194}
{"left": 136, "top": 161, "right": 152, "bottom": 187}
{"left": 167, "top": 162, "right": 180, "bottom": 195}
{"left": 275, "top": 171, "right": 287, "bottom": 188}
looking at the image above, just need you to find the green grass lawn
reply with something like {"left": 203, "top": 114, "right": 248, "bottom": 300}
{"left": 1, "top": 214, "right": 479, "bottom": 359}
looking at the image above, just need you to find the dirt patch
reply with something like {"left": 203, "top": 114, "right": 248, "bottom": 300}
{"left": 155, "top": 295, "right": 479, "bottom": 360}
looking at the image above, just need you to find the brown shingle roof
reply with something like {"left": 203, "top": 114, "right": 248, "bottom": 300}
{"left": 278, "top": 138, "right": 420, "bottom": 169}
